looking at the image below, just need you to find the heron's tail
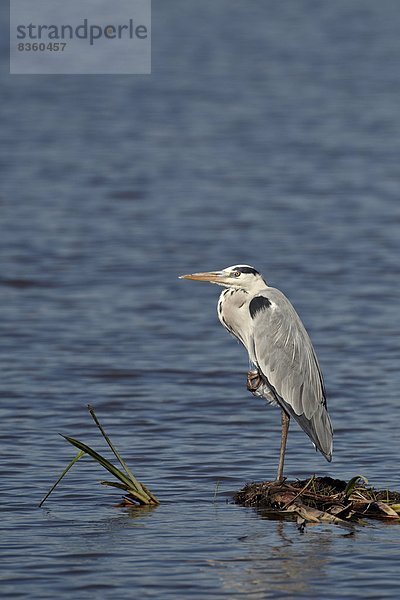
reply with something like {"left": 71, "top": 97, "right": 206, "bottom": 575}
{"left": 295, "top": 402, "right": 333, "bottom": 461}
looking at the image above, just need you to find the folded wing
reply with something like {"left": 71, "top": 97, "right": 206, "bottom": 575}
{"left": 249, "top": 288, "right": 333, "bottom": 460}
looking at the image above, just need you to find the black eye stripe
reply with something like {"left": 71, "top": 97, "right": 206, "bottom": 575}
{"left": 233, "top": 266, "right": 259, "bottom": 275}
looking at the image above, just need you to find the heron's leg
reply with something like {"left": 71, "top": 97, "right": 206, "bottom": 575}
{"left": 247, "top": 369, "right": 262, "bottom": 392}
{"left": 277, "top": 410, "right": 290, "bottom": 481}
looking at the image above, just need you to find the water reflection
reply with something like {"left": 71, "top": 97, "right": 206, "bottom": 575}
{"left": 213, "top": 520, "right": 334, "bottom": 598}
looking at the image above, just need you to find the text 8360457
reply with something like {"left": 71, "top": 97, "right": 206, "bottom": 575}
{"left": 17, "top": 42, "right": 67, "bottom": 52}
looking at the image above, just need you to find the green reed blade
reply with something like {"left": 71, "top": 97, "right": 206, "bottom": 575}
{"left": 38, "top": 449, "right": 85, "bottom": 507}
{"left": 63, "top": 436, "right": 140, "bottom": 491}
{"left": 87, "top": 405, "right": 143, "bottom": 490}
{"left": 344, "top": 475, "right": 369, "bottom": 498}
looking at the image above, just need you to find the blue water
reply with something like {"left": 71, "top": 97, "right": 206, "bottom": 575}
{"left": 1, "top": 1, "right": 400, "bottom": 598}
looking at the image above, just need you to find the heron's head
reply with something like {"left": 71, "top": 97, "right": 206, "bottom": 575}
{"left": 179, "top": 265, "right": 266, "bottom": 291}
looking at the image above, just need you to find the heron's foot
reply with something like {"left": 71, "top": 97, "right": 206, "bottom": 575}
{"left": 247, "top": 369, "right": 263, "bottom": 393}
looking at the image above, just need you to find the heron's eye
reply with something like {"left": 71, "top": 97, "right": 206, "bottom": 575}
{"left": 234, "top": 270, "right": 241, "bottom": 278}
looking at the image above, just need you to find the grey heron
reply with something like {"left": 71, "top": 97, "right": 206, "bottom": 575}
{"left": 179, "top": 265, "right": 333, "bottom": 481}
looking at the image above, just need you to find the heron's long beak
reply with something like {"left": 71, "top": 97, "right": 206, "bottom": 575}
{"left": 179, "top": 271, "right": 224, "bottom": 283}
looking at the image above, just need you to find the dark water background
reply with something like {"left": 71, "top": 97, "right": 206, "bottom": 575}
{"left": 1, "top": 1, "right": 400, "bottom": 598}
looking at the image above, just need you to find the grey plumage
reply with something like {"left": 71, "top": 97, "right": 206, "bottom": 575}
{"left": 180, "top": 264, "right": 333, "bottom": 477}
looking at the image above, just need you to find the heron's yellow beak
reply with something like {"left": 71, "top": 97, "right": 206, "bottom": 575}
{"left": 179, "top": 271, "right": 223, "bottom": 283}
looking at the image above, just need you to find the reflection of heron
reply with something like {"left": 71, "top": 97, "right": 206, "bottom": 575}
{"left": 209, "top": 518, "right": 332, "bottom": 597}
{"left": 180, "top": 265, "right": 333, "bottom": 480}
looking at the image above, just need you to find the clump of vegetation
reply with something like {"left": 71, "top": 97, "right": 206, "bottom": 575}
{"left": 234, "top": 475, "right": 400, "bottom": 527}
{"left": 39, "top": 405, "right": 159, "bottom": 508}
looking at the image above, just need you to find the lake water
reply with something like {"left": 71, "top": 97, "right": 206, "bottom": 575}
{"left": 1, "top": 1, "right": 400, "bottom": 598}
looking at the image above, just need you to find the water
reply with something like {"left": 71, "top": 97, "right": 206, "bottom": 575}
{"left": 1, "top": 0, "right": 400, "bottom": 597}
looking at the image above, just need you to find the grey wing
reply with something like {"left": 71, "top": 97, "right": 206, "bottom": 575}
{"left": 249, "top": 288, "right": 333, "bottom": 461}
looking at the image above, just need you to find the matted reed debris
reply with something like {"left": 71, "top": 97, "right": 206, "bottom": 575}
{"left": 234, "top": 475, "right": 400, "bottom": 526}
{"left": 39, "top": 405, "right": 159, "bottom": 508}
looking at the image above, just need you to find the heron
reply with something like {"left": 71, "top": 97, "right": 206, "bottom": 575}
{"left": 179, "top": 264, "right": 333, "bottom": 481}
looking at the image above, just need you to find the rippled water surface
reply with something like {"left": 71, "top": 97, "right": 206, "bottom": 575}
{"left": 1, "top": 1, "right": 400, "bottom": 598}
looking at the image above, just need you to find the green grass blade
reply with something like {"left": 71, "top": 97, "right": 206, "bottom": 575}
{"left": 213, "top": 480, "right": 221, "bottom": 502}
{"left": 100, "top": 481, "right": 129, "bottom": 490}
{"left": 38, "top": 450, "right": 85, "bottom": 507}
{"left": 63, "top": 435, "right": 139, "bottom": 490}
{"left": 99, "top": 481, "right": 150, "bottom": 504}
{"left": 87, "top": 405, "right": 143, "bottom": 490}
{"left": 138, "top": 483, "right": 159, "bottom": 505}
{"left": 87, "top": 405, "right": 159, "bottom": 505}
{"left": 344, "top": 475, "right": 369, "bottom": 498}
{"left": 62, "top": 435, "right": 157, "bottom": 504}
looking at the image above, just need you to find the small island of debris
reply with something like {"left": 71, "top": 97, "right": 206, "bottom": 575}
{"left": 234, "top": 476, "right": 400, "bottom": 526}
